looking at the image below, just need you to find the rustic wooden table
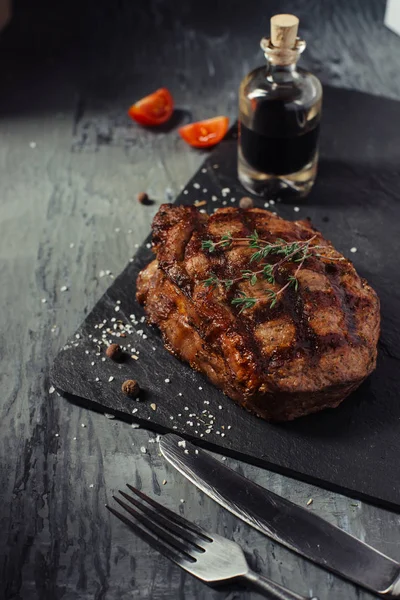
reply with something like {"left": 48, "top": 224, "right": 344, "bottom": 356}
{"left": 1, "top": 1, "right": 400, "bottom": 598}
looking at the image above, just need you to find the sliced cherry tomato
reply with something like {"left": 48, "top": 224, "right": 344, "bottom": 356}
{"left": 179, "top": 116, "right": 229, "bottom": 148}
{"left": 128, "top": 88, "right": 174, "bottom": 126}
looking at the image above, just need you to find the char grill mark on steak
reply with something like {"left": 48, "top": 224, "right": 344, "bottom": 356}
{"left": 198, "top": 210, "right": 265, "bottom": 382}
{"left": 325, "top": 268, "right": 360, "bottom": 346}
{"left": 227, "top": 211, "right": 276, "bottom": 379}
{"left": 212, "top": 211, "right": 362, "bottom": 362}
{"left": 233, "top": 209, "right": 317, "bottom": 373}
{"left": 236, "top": 212, "right": 331, "bottom": 368}
{"left": 202, "top": 209, "right": 349, "bottom": 367}
{"left": 152, "top": 205, "right": 208, "bottom": 295}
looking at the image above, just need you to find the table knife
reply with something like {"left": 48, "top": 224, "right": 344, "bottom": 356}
{"left": 160, "top": 434, "right": 400, "bottom": 598}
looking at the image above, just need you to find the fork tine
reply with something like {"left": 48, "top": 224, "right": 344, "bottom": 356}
{"left": 119, "top": 489, "right": 208, "bottom": 548}
{"left": 106, "top": 504, "right": 187, "bottom": 566}
{"left": 113, "top": 495, "right": 200, "bottom": 560}
{"left": 126, "top": 483, "right": 211, "bottom": 540}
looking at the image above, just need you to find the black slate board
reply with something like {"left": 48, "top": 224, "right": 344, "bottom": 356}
{"left": 52, "top": 86, "right": 400, "bottom": 511}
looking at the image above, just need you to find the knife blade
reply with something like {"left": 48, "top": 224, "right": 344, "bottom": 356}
{"left": 160, "top": 434, "right": 400, "bottom": 598}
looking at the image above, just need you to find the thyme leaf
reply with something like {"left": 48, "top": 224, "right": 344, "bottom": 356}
{"left": 201, "top": 230, "right": 342, "bottom": 312}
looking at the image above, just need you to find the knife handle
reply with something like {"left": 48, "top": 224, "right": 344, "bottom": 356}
{"left": 245, "top": 570, "right": 318, "bottom": 600}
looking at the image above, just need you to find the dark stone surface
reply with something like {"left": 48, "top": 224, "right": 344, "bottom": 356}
{"left": 2, "top": 1, "right": 400, "bottom": 599}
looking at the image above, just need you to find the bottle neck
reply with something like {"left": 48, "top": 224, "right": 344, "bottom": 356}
{"left": 260, "top": 36, "right": 306, "bottom": 70}
{"left": 267, "top": 62, "right": 297, "bottom": 83}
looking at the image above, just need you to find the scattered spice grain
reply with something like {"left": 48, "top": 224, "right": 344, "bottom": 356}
{"left": 239, "top": 196, "right": 254, "bottom": 209}
{"left": 122, "top": 379, "right": 140, "bottom": 398}
{"left": 106, "top": 343, "right": 122, "bottom": 361}
{"left": 137, "top": 191, "right": 149, "bottom": 204}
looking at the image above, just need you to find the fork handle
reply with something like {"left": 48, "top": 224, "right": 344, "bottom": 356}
{"left": 244, "top": 570, "right": 318, "bottom": 600}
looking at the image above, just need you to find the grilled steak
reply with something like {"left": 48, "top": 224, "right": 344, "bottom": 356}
{"left": 137, "top": 204, "right": 380, "bottom": 421}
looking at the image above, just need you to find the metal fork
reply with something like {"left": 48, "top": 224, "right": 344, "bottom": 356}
{"left": 107, "top": 485, "right": 317, "bottom": 600}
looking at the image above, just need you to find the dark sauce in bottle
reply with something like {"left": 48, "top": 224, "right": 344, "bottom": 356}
{"left": 240, "top": 121, "right": 320, "bottom": 176}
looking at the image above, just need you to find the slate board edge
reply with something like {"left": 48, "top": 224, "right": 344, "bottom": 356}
{"left": 50, "top": 383, "right": 400, "bottom": 514}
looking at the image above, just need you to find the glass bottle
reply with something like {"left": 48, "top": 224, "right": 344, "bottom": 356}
{"left": 238, "top": 14, "right": 322, "bottom": 198}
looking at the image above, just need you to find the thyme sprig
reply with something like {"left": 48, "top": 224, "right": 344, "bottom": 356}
{"left": 202, "top": 231, "right": 342, "bottom": 313}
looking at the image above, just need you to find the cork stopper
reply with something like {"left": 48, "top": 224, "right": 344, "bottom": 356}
{"left": 270, "top": 14, "right": 299, "bottom": 49}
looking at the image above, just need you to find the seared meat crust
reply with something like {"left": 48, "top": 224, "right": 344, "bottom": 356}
{"left": 137, "top": 204, "right": 380, "bottom": 421}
